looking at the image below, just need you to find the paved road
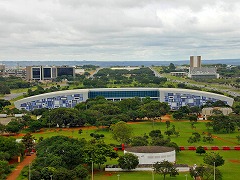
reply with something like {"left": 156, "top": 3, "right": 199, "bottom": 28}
{"left": 171, "top": 79, "right": 240, "bottom": 97}
{"left": 7, "top": 153, "right": 36, "bottom": 180}
{"left": 0, "top": 117, "right": 13, "bottom": 125}
{"left": 89, "top": 68, "right": 102, "bottom": 78}
{"left": 3, "top": 93, "right": 24, "bottom": 101}
{"left": 149, "top": 67, "right": 240, "bottom": 97}
{"left": 149, "top": 67, "right": 162, "bottom": 77}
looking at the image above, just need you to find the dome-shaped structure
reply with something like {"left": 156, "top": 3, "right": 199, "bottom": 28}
{"left": 124, "top": 146, "right": 176, "bottom": 165}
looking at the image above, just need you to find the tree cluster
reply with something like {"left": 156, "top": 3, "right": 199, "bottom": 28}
{"left": 153, "top": 160, "right": 179, "bottom": 180}
{"left": 21, "top": 136, "right": 118, "bottom": 180}
{"left": 37, "top": 97, "right": 170, "bottom": 128}
{"left": 0, "top": 76, "right": 32, "bottom": 94}
{"left": 208, "top": 115, "right": 238, "bottom": 133}
{"left": 85, "top": 67, "right": 167, "bottom": 88}
{"left": 188, "top": 132, "right": 214, "bottom": 144}
{"left": 0, "top": 136, "right": 25, "bottom": 179}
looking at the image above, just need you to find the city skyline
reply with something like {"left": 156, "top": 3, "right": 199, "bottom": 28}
{"left": 0, "top": 0, "right": 240, "bottom": 61}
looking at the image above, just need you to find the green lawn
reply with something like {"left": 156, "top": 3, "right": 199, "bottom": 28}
{"left": 15, "top": 121, "right": 240, "bottom": 180}
{"left": 19, "top": 121, "right": 239, "bottom": 147}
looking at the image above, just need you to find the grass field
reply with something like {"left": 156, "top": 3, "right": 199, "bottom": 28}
{"left": 15, "top": 120, "right": 240, "bottom": 180}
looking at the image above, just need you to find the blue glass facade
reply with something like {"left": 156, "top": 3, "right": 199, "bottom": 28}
{"left": 16, "top": 88, "right": 232, "bottom": 111}
{"left": 164, "top": 92, "right": 226, "bottom": 110}
{"left": 20, "top": 94, "right": 84, "bottom": 111}
{"left": 88, "top": 90, "right": 160, "bottom": 99}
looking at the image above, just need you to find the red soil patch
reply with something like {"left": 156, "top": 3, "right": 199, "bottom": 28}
{"left": 104, "top": 172, "right": 113, "bottom": 176}
{"left": 212, "top": 135, "right": 238, "bottom": 145}
{"left": 7, "top": 153, "right": 36, "bottom": 180}
{"left": 229, "top": 160, "right": 240, "bottom": 163}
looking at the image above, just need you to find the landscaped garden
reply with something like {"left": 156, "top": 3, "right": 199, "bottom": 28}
{"left": 11, "top": 120, "right": 240, "bottom": 180}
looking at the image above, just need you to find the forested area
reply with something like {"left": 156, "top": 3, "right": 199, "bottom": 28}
{"left": 19, "top": 136, "right": 118, "bottom": 180}
{"left": 0, "top": 76, "right": 32, "bottom": 94}
{"left": 83, "top": 67, "right": 167, "bottom": 88}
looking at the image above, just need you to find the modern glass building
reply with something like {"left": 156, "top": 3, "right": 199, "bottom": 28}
{"left": 26, "top": 66, "right": 75, "bottom": 81}
{"left": 14, "top": 88, "right": 234, "bottom": 111}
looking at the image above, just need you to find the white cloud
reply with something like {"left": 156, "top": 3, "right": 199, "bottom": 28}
{"left": 0, "top": 0, "right": 240, "bottom": 61}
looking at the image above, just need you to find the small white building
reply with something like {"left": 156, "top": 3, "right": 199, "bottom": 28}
{"left": 202, "top": 107, "right": 233, "bottom": 116}
{"left": 14, "top": 114, "right": 24, "bottom": 118}
{"left": 124, "top": 146, "right": 176, "bottom": 165}
{"left": 0, "top": 114, "right": 7, "bottom": 118}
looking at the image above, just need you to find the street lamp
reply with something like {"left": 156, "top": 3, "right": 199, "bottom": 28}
{"left": 117, "top": 174, "right": 120, "bottom": 180}
{"left": 214, "top": 162, "right": 216, "bottom": 180}
{"left": 92, "top": 160, "right": 94, "bottom": 180}
{"left": 29, "top": 163, "right": 31, "bottom": 180}
{"left": 185, "top": 174, "right": 188, "bottom": 180}
{"left": 228, "top": 123, "right": 231, "bottom": 134}
{"left": 152, "top": 168, "right": 154, "bottom": 180}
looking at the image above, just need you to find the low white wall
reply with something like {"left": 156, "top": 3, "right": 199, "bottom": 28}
{"left": 124, "top": 150, "right": 176, "bottom": 164}
{"left": 105, "top": 167, "right": 189, "bottom": 172}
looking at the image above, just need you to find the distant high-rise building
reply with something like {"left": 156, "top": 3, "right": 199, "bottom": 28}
{"left": 26, "top": 66, "right": 75, "bottom": 81}
{"left": 188, "top": 56, "right": 219, "bottom": 79}
{"left": 190, "top": 56, "right": 201, "bottom": 68}
{"left": 0, "top": 64, "right": 5, "bottom": 76}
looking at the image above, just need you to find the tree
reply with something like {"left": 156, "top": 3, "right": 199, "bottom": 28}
{"left": 118, "top": 153, "right": 139, "bottom": 170}
{"left": 28, "top": 120, "right": 42, "bottom": 132}
{"left": 165, "top": 121, "right": 170, "bottom": 130}
{"left": 164, "top": 130, "right": 173, "bottom": 137}
{"left": 188, "top": 132, "right": 201, "bottom": 144}
{"left": 149, "top": 130, "right": 163, "bottom": 138}
{"left": 0, "top": 99, "right": 11, "bottom": 110}
{"left": 189, "top": 106, "right": 201, "bottom": 115}
{"left": 110, "top": 121, "right": 133, "bottom": 144}
{"left": 203, "top": 152, "right": 225, "bottom": 167}
{"left": 35, "top": 136, "right": 87, "bottom": 171}
{"left": 141, "top": 101, "right": 170, "bottom": 119}
{"left": 168, "top": 63, "right": 176, "bottom": 72}
{"left": 0, "top": 123, "right": 5, "bottom": 134}
{"left": 130, "top": 136, "right": 148, "bottom": 146}
{"left": 0, "top": 160, "right": 11, "bottom": 179}
{"left": 78, "top": 129, "right": 83, "bottom": 135}
{"left": 189, "top": 165, "right": 222, "bottom": 180}
{"left": 203, "top": 133, "right": 214, "bottom": 143}
{"left": 153, "top": 160, "right": 179, "bottom": 180}
{"left": 196, "top": 146, "right": 206, "bottom": 155}
{"left": 188, "top": 115, "right": 197, "bottom": 121}
{"left": 172, "top": 112, "right": 184, "bottom": 120}
{"left": 205, "top": 122, "right": 212, "bottom": 130}
{"left": 209, "top": 115, "right": 235, "bottom": 133}
{"left": 179, "top": 106, "right": 190, "bottom": 115}
{"left": 0, "top": 136, "right": 24, "bottom": 159}
{"left": 74, "top": 165, "right": 89, "bottom": 179}
{"left": 21, "top": 133, "right": 35, "bottom": 154}
{"left": 5, "top": 120, "right": 24, "bottom": 134}
{"left": 48, "top": 108, "right": 83, "bottom": 127}
{"left": 83, "top": 140, "right": 118, "bottom": 169}
{"left": 0, "top": 84, "right": 10, "bottom": 94}
{"left": 236, "top": 135, "right": 240, "bottom": 144}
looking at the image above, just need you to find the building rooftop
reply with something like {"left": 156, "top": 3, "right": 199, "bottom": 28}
{"left": 125, "top": 146, "right": 175, "bottom": 153}
{"left": 189, "top": 67, "right": 217, "bottom": 74}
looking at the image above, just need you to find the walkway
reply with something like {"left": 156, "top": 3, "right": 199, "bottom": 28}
{"left": 7, "top": 153, "right": 36, "bottom": 180}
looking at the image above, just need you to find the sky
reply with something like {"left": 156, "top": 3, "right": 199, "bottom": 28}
{"left": 0, "top": 0, "right": 240, "bottom": 61}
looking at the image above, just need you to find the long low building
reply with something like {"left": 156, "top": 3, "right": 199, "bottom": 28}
{"left": 14, "top": 88, "right": 234, "bottom": 111}
{"left": 124, "top": 146, "right": 176, "bottom": 165}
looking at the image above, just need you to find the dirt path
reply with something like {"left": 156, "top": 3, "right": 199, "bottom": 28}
{"left": 7, "top": 153, "right": 36, "bottom": 180}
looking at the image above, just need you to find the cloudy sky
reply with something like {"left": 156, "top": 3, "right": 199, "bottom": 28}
{"left": 0, "top": 0, "right": 240, "bottom": 61}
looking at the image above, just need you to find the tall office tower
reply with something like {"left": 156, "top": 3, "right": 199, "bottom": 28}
{"left": 26, "top": 66, "right": 75, "bottom": 81}
{"left": 0, "top": 64, "right": 5, "bottom": 75}
{"left": 26, "top": 66, "right": 41, "bottom": 80}
{"left": 190, "top": 56, "right": 201, "bottom": 68}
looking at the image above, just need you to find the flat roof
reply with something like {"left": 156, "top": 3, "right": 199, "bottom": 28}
{"left": 125, "top": 146, "right": 175, "bottom": 153}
